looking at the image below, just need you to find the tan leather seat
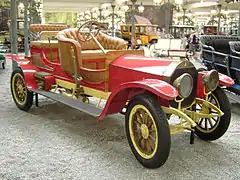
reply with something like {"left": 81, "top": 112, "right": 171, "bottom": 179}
{"left": 39, "top": 31, "right": 59, "bottom": 40}
{"left": 30, "top": 24, "right": 68, "bottom": 32}
{"left": 81, "top": 50, "right": 107, "bottom": 60}
{"left": 57, "top": 28, "right": 144, "bottom": 90}
{"left": 57, "top": 28, "right": 128, "bottom": 77}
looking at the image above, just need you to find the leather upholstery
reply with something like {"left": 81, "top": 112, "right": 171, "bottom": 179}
{"left": 30, "top": 24, "right": 68, "bottom": 32}
{"left": 82, "top": 50, "right": 107, "bottom": 60}
{"left": 57, "top": 28, "right": 128, "bottom": 78}
{"left": 30, "top": 40, "right": 59, "bottom": 48}
{"left": 39, "top": 31, "right": 59, "bottom": 40}
{"left": 58, "top": 39, "right": 82, "bottom": 77}
{"left": 58, "top": 28, "right": 127, "bottom": 50}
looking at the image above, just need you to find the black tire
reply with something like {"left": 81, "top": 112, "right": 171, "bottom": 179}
{"left": 125, "top": 93, "right": 171, "bottom": 169}
{"left": 195, "top": 87, "right": 231, "bottom": 141}
{"left": 10, "top": 68, "right": 33, "bottom": 111}
{"left": 2, "top": 62, "right": 5, "bottom": 69}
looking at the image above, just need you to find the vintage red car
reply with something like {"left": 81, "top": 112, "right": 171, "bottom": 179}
{"left": 10, "top": 21, "right": 234, "bottom": 169}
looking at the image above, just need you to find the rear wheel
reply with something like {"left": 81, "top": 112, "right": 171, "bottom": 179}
{"left": 125, "top": 94, "right": 171, "bottom": 169}
{"left": 10, "top": 68, "right": 33, "bottom": 111}
{"left": 195, "top": 87, "right": 231, "bottom": 141}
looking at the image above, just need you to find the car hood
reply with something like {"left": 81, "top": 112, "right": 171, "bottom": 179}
{"left": 112, "top": 54, "right": 206, "bottom": 78}
{"left": 111, "top": 54, "right": 175, "bottom": 76}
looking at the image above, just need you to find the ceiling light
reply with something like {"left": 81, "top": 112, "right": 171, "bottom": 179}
{"left": 176, "top": 12, "right": 182, "bottom": 17}
{"left": 116, "top": 0, "right": 126, "bottom": 4}
{"left": 101, "top": 3, "right": 111, "bottom": 8}
{"left": 223, "top": 8, "right": 229, "bottom": 15}
{"left": 122, "top": 3, "right": 129, "bottom": 11}
{"left": 91, "top": 7, "right": 98, "bottom": 12}
{"left": 210, "top": 9, "right": 216, "bottom": 14}
{"left": 153, "top": 0, "right": 163, "bottom": 6}
{"left": 186, "top": 11, "right": 192, "bottom": 17}
{"left": 85, "top": 10, "right": 90, "bottom": 14}
{"left": 18, "top": 2, "right": 24, "bottom": 10}
{"left": 138, "top": 2, "right": 144, "bottom": 13}
{"left": 175, "top": 0, "right": 183, "bottom": 4}
{"left": 78, "top": 12, "right": 84, "bottom": 16}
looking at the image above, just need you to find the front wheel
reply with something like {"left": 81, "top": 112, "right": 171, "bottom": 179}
{"left": 10, "top": 68, "right": 33, "bottom": 111}
{"left": 195, "top": 87, "right": 231, "bottom": 141}
{"left": 125, "top": 94, "right": 171, "bottom": 169}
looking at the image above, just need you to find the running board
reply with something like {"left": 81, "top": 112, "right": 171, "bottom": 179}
{"left": 33, "top": 90, "right": 102, "bottom": 117}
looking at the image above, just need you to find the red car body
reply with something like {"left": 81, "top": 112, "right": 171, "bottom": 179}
{"left": 10, "top": 22, "right": 235, "bottom": 169}
{"left": 11, "top": 52, "right": 234, "bottom": 119}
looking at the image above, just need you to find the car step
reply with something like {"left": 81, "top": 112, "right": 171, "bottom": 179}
{"left": 34, "top": 71, "right": 52, "bottom": 80}
{"left": 34, "top": 72, "right": 55, "bottom": 91}
{"left": 33, "top": 89, "right": 103, "bottom": 117}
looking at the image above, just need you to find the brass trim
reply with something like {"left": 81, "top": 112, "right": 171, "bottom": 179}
{"left": 162, "top": 106, "right": 197, "bottom": 128}
{"left": 55, "top": 79, "right": 111, "bottom": 100}
{"left": 162, "top": 96, "right": 224, "bottom": 134}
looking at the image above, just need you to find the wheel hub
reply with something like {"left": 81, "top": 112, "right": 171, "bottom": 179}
{"left": 200, "top": 104, "right": 209, "bottom": 114}
{"left": 18, "top": 84, "right": 24, "bottom": 94}
{"left": 140, "top": 124, "right": 149, "bottom": 139}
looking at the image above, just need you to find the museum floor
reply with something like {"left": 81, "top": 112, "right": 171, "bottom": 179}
{"left": 0, "top": 60, "right": 240, "bottom": 179}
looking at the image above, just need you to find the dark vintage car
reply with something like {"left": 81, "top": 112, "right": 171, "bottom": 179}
{"left": 10, "top": 21, "right": 234, "bottom": 169}
{"left": 200, "top": 35, "right": 240, "bottom": 97}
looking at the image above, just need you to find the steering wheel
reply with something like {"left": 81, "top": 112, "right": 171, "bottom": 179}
{"left": 77, "top": 20, "right": 107, "bottom": 54}
{"left": 78, "top": 21, "right": 100, "bottom": 42}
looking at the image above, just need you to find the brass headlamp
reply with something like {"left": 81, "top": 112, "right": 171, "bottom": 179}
{"left": 202, "top": 70, "right": 219, "bottom": 91}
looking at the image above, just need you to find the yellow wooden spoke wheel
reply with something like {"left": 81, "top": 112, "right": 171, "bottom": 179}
{"left": 195, "top": 87, "right": 231, "bottom": 141}
{"left": 195, "top": 93, "right": 220, "bottom": 133}
{"left": 129, "top": 105, "right": 158, "bottom": 159}
{"left": 125, "top": 94, "right": 171, "bottom": 169}
{"left": 11, "top": 68, "right": 33, "bottom": 111}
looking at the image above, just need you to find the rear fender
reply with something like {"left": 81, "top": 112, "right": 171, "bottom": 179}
{"left": 98, "top": 79, "right": 178, "bottom": 120}
{"left": 12, "top": 59, "right": 39, "bottom": 91}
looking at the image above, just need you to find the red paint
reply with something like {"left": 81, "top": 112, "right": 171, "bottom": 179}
{"left": 196, "top": 73, "right": 206, "bottom": 99}
{"left": 44, "top": 76, "right": 56, "bottom": 91}
{"left": 112, "top": 54, "right": 174, "bottom": 68}
{"left": 197, "top": 71, "right": 234, "bottom": 99}
{"left": 199, "top": 71, "right": 234, "bottom": 87}
{"left": 98, "top": 79, "right": 178, "bottom": 120}
{"left": 10, "top": 42, "right": 231, "bottom": 120}
{"left": 218, "top": 73, "right": 235, "bottom": 87}
{"left": 13, "top": 59, "right": 39, "bottom": 90}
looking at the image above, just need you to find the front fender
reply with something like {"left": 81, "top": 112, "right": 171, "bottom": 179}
{"left": 218, "top": 73, "right": 235, "bottom": 87}
{"left": 12, "top": 59, "right": 39, "bottom": 91}
{"left": 197, "top": 71, "right": 234, "bottom": 98}
{"left": 199, "top": 71, "right": 234, "bottom": 87}
{"left": 98, "top": 79, "right": 178, "bottom": 120}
